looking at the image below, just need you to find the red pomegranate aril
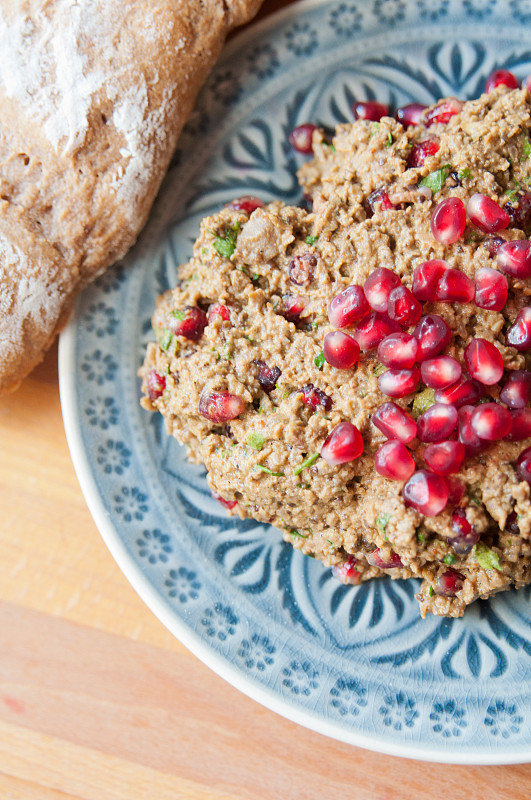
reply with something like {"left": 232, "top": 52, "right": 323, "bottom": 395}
{"left": 420, "top": 356, "right": 462, "bottom": 390}
{"left": 506, "top": 307, "right": 531, "bottom": 351}
{"left": 458, "top": 404, "right": 488, "bottom": 456}
{"left": 372, "top": 401, "right": 417, "bottom": 443}
{"left": 516, "top": 446, "right": 531, "bottom": 484}
{"left": 497, "top": 240, "right": 531, "bottom": 278}
{"left": 407, "top": 138, "right": 440, "bottom": 168}
{"left": 212, "top": 491, "right": 237, "bottom": 510}
{"left": 485, "top": 68, "right": 519, "bottom": 92}
{"left": 300, "top": 383, "right": 333, "bottom": 412}
{"left": 500, "top": 370, "right": 531, "bottom": 408}
{"left": 146, "top": 370, "right": 166, "bottom": 401}
{"left": 289, "top": 252, "right": 317, "bottom": 285}
{"left": 483, "top": 235, "right": 506, "bottom": 257}
{"left": 378, "top": 332, "right": 418, "bottom": 368}
{"left": 467, "top": 193, "right": 510, "bottom": 233}
{"left": 435, "top": 377, "right": 484, "bottom": 408}
{"left": 328, "top": 284, "right": 370, "bottom": 328}
{"left": 470, "top": 403, "right": 513, "bottom": 440}
{"left": 430, "top": 197, "right": 467, "bottom": 245}
{"left": 199, "top": 391, "right": 246, "bottom": 422}
{"left": 320, "top": 421, "right": 364, "bottom": 465}
{"left": 225, "top": 195, "right": 264, "bottom": 214}
{"left": 375, "top": 440, "right": 416, "bottom": 481}
{"left": 332, "top": 555, "right": 360, "bottom": 585}
{"left": 435, "top": 569, "right": 464, "bottom": 596}
{"left": 387, "top": 285, "right": 423, "bottom": 326}
{"left": 169, "top": 306, "right": 208, "bottom": 341}
{"left": 413, "top": 314, "right": 452, "bottom": 361}
{"left": 505, "top": 190, "right": 531, "bottom": 230}
{"left": 207, "top": 302, "right": 231, "bottom": 323}
{"left": 464, "top": 338, "right": 504, "bottom": 386}
{"left": 424, "top": 440, "right": 465, "bottom": 476}
{"left": 395, "top": 102, "right": 427, "bottom": 128}
{"left": 507, "top": 408, "right": 531, "bottom": 440}
{"left": 424, "top": 97, "right": 463, "bottom": 127}
{"left": 378, "top": 367, "right": 420, "bottom": 398}
{"left": 364, "top": 187, "right": 394, "bottom": 216}
{"left": 366, "top": 547, "right": 404, "bottom": 569}
{"left": 412, "top": 260, "right": 448, "bottom": 302}
{"left": 448, "top": 508, "right": 480, "bottom": 555}
{"left": 403, "top": 469, "right": 449, "bottom": 516}
{"left": 353, "top": 100, "right": 389, "bottom": 121}
{"left": 446, "top": 477, "right": 465, "bottom": 506}
{"left": 253, "top": 360, "right": 281, "bottom": 393}
{"left": 282, "top": 294, "right": 307, "bottom": 322}
{"left": 289, "top": 123, "right": 317, "bottom": 154}
{"left": 435, "top": 268, "right": 475, "bottom": 303}
{"left": 352, "top": 312, "right": 400, "bottom": 351}
{"left": 323, "top": 331, "right": 360, "bottom": 369}
{"left": 363, "top": 267, "right": 401, "bottom": 312}
{"left": 474, "top": 266, "right": 508, "bottom": 311}
{"left": 417, "top": 403, "right": 458, "bottom": 443}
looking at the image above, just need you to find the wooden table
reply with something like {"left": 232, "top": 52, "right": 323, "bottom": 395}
{"left": 1, "top": 2, "right": 531, "bottom": 798}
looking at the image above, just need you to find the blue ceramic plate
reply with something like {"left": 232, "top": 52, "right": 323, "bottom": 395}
{"left": 60, "top": 0, "right": 531, "bottom": 763}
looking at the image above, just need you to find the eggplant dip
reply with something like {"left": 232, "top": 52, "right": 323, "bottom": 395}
{"left": 140, "top": 75, "right": 531, "bottom": 617}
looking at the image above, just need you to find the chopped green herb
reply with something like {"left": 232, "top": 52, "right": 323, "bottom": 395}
{"left": 221, "top": 343, "right": 232, "bottom": 360}
{"left": 376, "top": 513, "right": 392, "bottom": 537}
{"left": 417, "top": 531, "right": 425, "bottom": 544}
{"left": 293, "top": 452, "right": 320, "bottom": 476}
{"left": 326, "top": 539, "right": 334, "bottom": 546}
{"left": 412, "top": 388, "right": 436, "bottom": 419}
{"left": 522, "top": 136, "right": 531, "bottom": 162}
{"left": 469, "top": 490, "right": 482, "bottom": 507}
{"left": 212, "top": 221, "right": 241, "bottom": 259}
{"left": 370, "top": 122, "right": 381, "bottom": 139}
{"left": 247, "top": 432, "right": 265, "bottom": 451}
{"left": 296, "top": 482, "right": 311, "bottom": 489}
{"left": 373, "top": 361, "right": 387, "bottom": 377}
{"left": 311, "top": 321, "right": 320, "bottom": 331}
{"left": 252, "top": 273, "right": 260, "bottom": 281}
{"left": 419, "top": 163, "right": 452, "bottom": 193}
{"left": 254, "top": 464, "right": 284, "bottom": 477}
{"left": 314, "top": 350, "right": 325, "bottom": 370}
{"left": 289, "top": 529, "right": 308, "bottom": 539}
{"left": 243, "top": 335, "right": 255, "bottom": 343}
{"left": 443, "top": 554, "right": 457, "bottom": 565}
{"left": 158, "top": 328, "right": 178, "bottom": 355}
{"left": 474, "top": 542, "right": 502, "bottom": 572}
{"left": 305, "top": 235, "right": 319, "bottom": 246}
{"left": 428, "top": 585, "right": 435, "bottom": 597}
{"left": 385, "top": 131, "right": 393, "bottom": 148}
{"left": 323, "top": 141, "right": 336, "bottom": 153}
{"left": 504, "top": 180, "right": 522, "bottom": 201}
{"left": 169, "top": 309, "right": 186, "bottom": 321}
{"left": 457, "top": 168, "right": 472, "bottom": 181}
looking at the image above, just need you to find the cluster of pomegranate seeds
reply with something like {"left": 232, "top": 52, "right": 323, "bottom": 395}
{"left": 430, "top": 197, "right": 467, "bottom": 244}
{"left": 407, "top": 138, "right": 440, "bottom": 168}
{"left": 485, "top": 68, "right": 519, "bottom": 93}
{"left": 320, "top": 421, "right": 364, "bottom": 465}
{"left": 353, "top": 100, "right": 389, "bottom": 121}
{"left": 169, "top": 306, "right": 208, "bottom": 341}
{"left": 289, "top": 252, "right": 317, "bottom": 285}
{"left": 300, "top": 383, "right": 333, "bottom": 412}
{"left": 332, "top": 555, "right": 361, "bottom": 585}
{"left": 199, "top": 391, "right": 246, "bottom": 423}
{"left": 323, "top": 330, "right": 360, "bottom": 369}
{"left": 289, "top": 123, "right": 317, "bottom": 154}
{"left": 212, "top": 491, "right": 238, "bottom": 510}
{"left": 253, "top": 359, "right": 281, "bottom": 393}
{"left": 225, "top": 195, "right": 264, "bottom": 214}
{"left": 366, "top": 547, "right": 403, "bottom": 569}
{"left": 375, "top": 440, "right": 415, "bottom": 480}
{"left": 146, "top": 370, "right": 166, "bottom": 401}
{"left": 208, "top": 302, "right": 231, "bottom": 323}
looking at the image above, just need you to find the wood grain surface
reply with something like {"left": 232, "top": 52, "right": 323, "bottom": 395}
{"left": 1, "top": 2, "right": 531, "bottom": 797}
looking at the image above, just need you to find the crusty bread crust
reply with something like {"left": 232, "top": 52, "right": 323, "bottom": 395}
{"left": 0, "top": 0, "right": 262, "bottom": 394}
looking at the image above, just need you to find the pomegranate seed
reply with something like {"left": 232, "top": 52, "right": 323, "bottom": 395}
{"left": 417, "top": 403, "right": 458, "bottom": 443}
{"left": 507, "top": 408, "right": 531, "bottom": 440}
{"left": 474, "top": 266, "right": 508, "bottom": 311}
{"left": 483, "top": 235, "right": 506, "bottom": 257}
{"left": 506, "top": 307, "right": 531, "bottom": 351}
{"left": 364, "top": 267, "right": 401, "bottom": 312}
{"left": 485, "top": 68, "right": 519, "bottom": 92}
{"left": 506, "top": 510, "right": 521, "bottom": 535}
{"left": 435, "top": 377, "right": 484, "bottom": 408}
{"left": 467, "top": 193, "right": 510, "bottom": 234}
{"left": 364, "top": 188, "right": 394, "bottom": 216}
{"left": 420, "top": 356, "right": 462, "bottom": 390}
{"left": 372, "top": 401, "right": 417, "bottom": 443}
{"left": 332, "top": 555, "right": 360, "bottom": 585}
{"left": 353, "top": 312, "right": 400, "bottom": 351}
{"left": 168, "top": 306, "right": 208, "bottom": 341}
{"left": 378, "top": 367, "right": 420, "bottom": 398}
{"left": 366, "top": 548, "right": 404, "bottom": 569}
{"left": 407, "top": 138, "right": 440, "bottom": 168}
{"left": 424, "top": 97, "right": 463, "bottom": 127}
{"left": 282, "top": 294, "right": 307, "bottom": 322}
{"left": 435, "top": 569, "right": 464, "bottom": 596}
{"left": 395, "top": 102, "right": 427, "bottom": 127}
{"left": 289, "top": 123, "right": 317, "bottom": 154}
{"left": 403, "top": 469, "right": 449, "bottom": 516}
{"left": 497, "top": 240, "right": 531, "bottom": 278}
{"left": 458, "top": 404, "right": 488, "bottom": 456}
{"left": 500, "top": 370, "right": 531, "bottom": 408}
{"left": 199, "top": 391, "right": 246, "bottom": 422}
{"left": 146, "top": 370, "right": 166, "bottom": 401}
{"left": 253, "top": 360, "right": 281, "bottom": 393}
{"left": 464, "top": 338, "right": 504, "bottom": 386}
{"left": 212, "top": 491, "right": 237, "bottom": 510}
{"left": 328, "top": 284, "right": 370, "bottom": 328}
{"left": 387, "top": 286, "right": 423, "bottom": 326}
{"left": 300, "top": 383, "right": 333, "bottom": 412}
{"left": 470, "top": 403, "right": 513, "bottom": 440}
{"left": 448, "top": 508, "right": 480, "bottom": 555}
{"left": 413, "top": 314, "right": 451, "bottom": 361}
{"left": 505, "top": 190, "right": 531, "bottom": 230}
{"left": 424, "top": 440, "right": 465, "bottom": 475}
{"left": 378, "top": 332, "right": 418, "bottom": 368}
{"left": 435, "top": 268, "right": 475, "bottom": 303}
{"left": 324, "top": 331, "right": 360, "bottom": 369}
{"left": 446, "top": 477, "right": 465, "bottom": 505}
{"left": 225, "top": 195, "right": 264, "bottom": 214}
{"left": 207, "top": 302, "right": 231, "bottom": 323}
{"left": 320, "top": 421, "right": 364, "bottom": 465}
{"left": 353, "top": 100, "right": 388, "bottom": 121}
{"left": 375, "top": 440, "right": 416, "bottom": 481}
{"left": 412, "top": 260, "right": 448, "bottom": 302}
{"left": 430, "top": 197, "right": 467, "bottom": 245}
{"left": 516, "top": 446, "right": 531, "bottom": 484}
{"left": 289, "top": 252, "right": 317, "bottom": 285}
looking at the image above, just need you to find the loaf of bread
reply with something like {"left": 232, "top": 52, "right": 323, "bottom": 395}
{"left": 0, "top": 0, "right": 262, "bottom": 393}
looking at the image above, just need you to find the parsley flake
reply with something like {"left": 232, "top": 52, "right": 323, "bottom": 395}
{"left": 412, "top": 388, "right": 436, "bottom": 419}
{"left": 158, "top": 328, "right": 178, "bottom": 355}
{"left": 522, "top": 136, "right": 531, "bottom": 162}
{"left": 443, "top": 554, "right": 457, "bottom": 565}
{"left": 474, "top": 542, "right": 502, "bottom": 572}
{"left": 376, "top": 513, "right": 392, "bottom": 537}
{"left": 457, "top": 168, "right": 472, "bottom": 181}
{"left": 247, "top": 433, "right": 265, "bottom": 451}
{"left": 419, "top": 163, "right": 452, "bottom": 193}
{"left": 212, "top": 221, "right": 241, "bottom": 259}
{"left": 314, "top": 350, "right": 325, "bottom": 370}
{"left": 385, "top": 131, "right": 393, "bottom": 148}
{"left": 305, "top": 235, "right": 319, "bottom": 246}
